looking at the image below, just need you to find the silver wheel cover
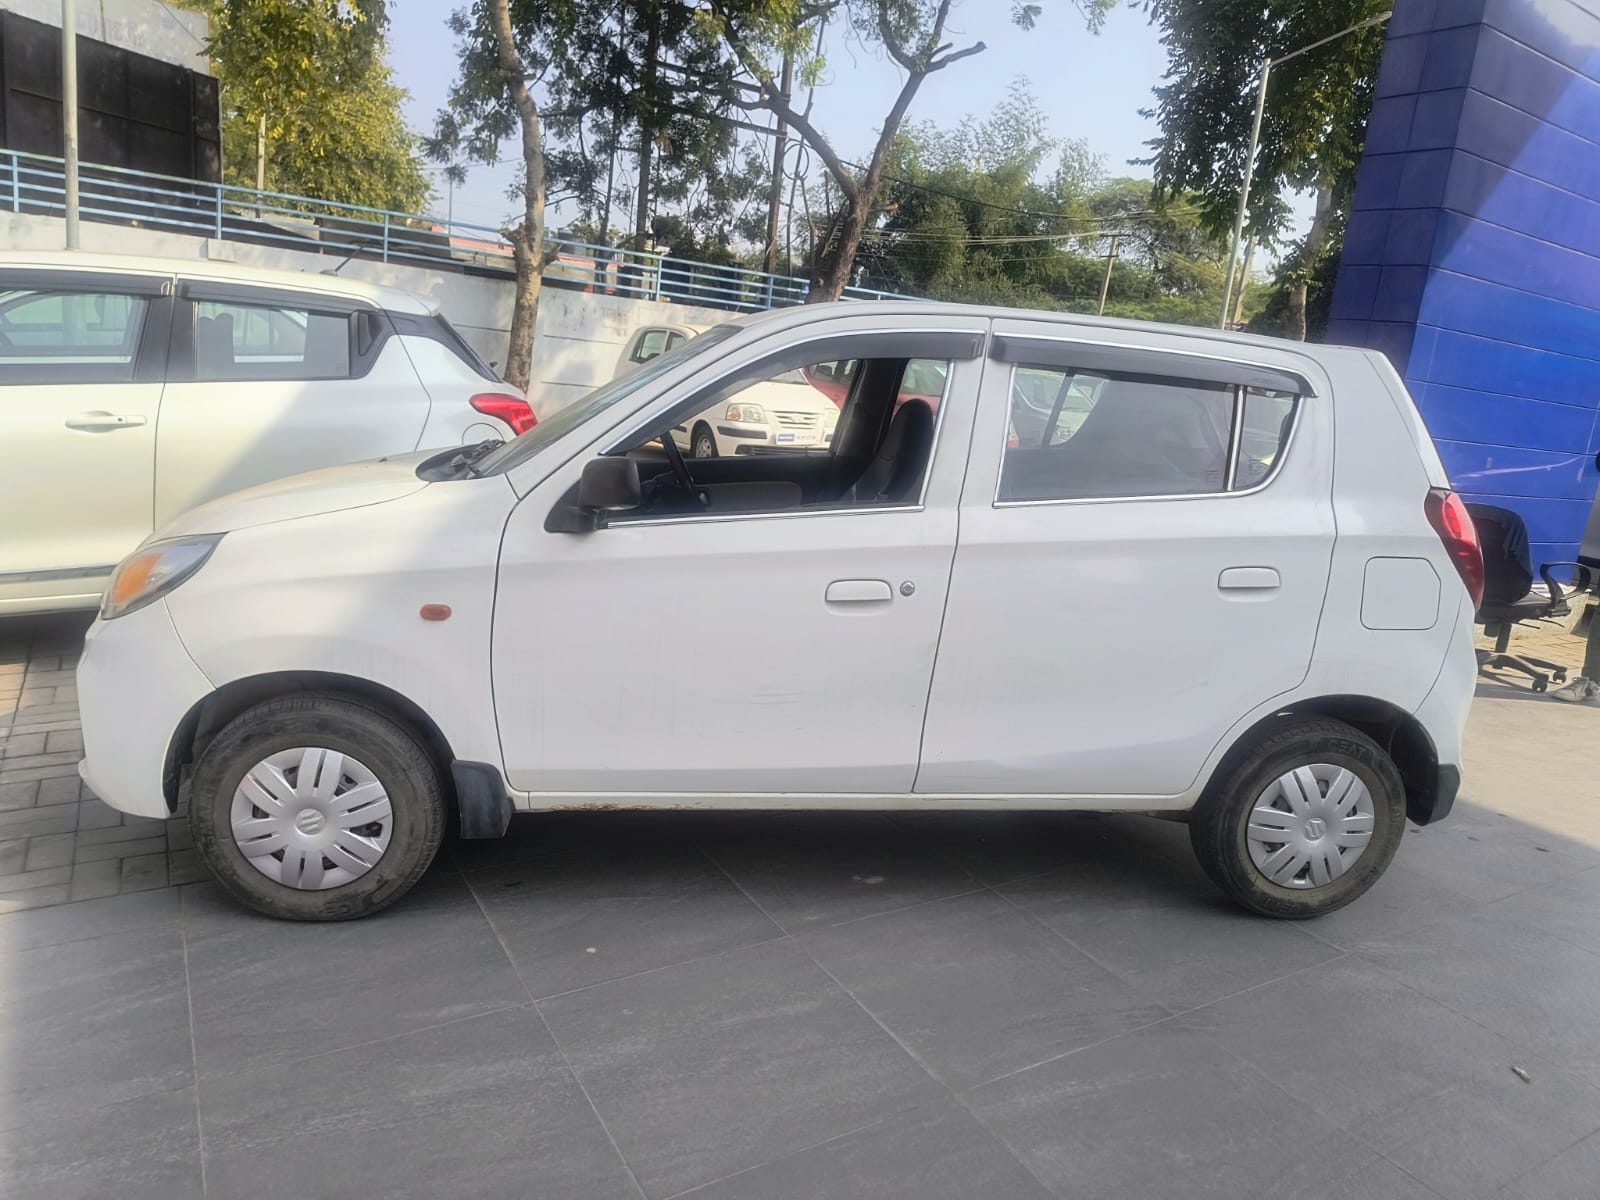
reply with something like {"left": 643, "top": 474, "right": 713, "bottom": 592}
{"left": 1246, "top": 763, "right": 1375, "bottom": 889}
{"left": 230, "top": 747, "right": 394, "bottom": 890}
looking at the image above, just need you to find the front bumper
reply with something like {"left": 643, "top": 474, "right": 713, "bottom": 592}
{"left": 77, "top": 599, "right": 213, "bottom": 819}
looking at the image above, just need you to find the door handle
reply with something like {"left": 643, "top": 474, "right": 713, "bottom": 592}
{"left": 65, "top": 411, "right": 148, "bottom": 431}
{"left": 826, "top": 579, "right": 893, "bottom": 604}
{"left": 1219, "top": 567, "right": 1281, "bottom": 590}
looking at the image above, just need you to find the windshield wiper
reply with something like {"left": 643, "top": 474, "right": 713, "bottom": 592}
{"left": 446, "top": 438, "right": 503, "bottom": 479}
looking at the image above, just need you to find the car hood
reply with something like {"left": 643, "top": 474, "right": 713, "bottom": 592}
{"left": 157, "top": 451, "right": 435, "bottom": 539}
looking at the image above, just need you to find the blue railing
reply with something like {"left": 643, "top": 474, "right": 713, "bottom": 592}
{"left": 0, "top": 147, "right": 919, "bottom": 313}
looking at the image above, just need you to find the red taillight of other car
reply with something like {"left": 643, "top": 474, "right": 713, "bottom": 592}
{"left": 1425, "top": 488, "right": 1485, "bottom": 610}
{"left": 471, "top": 392, "right": 537, "bottom": 435}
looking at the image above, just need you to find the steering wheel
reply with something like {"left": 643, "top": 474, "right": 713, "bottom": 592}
{"left": 659, "top": 433, "right": 703, "bottom": 501}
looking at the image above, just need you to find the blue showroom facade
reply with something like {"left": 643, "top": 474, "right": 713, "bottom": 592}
{"left": 1329, "top": 0, "right": 1600, "bottom": 566}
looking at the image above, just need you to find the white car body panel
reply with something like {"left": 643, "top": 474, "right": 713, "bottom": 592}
{"left": 75, "top": 301, "right": 1475, "bottom": 835}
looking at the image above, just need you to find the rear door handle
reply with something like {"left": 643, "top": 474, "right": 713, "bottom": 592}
{"left": 1219, "top": 567, "right": 1281, "bottom": 590}
{"left": 826, "top": 579, "right": 893, "bottom": 604}
{"left": 65, "top": 411, "right": 148, "bottom": 431}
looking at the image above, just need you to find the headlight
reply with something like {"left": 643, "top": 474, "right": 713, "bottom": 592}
{"left": 725, "top": 403, "right": 766, "bottom": 423}
{"left": 102, "top": 535, "right": 223, "bottom": 620}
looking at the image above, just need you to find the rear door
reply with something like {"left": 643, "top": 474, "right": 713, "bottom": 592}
{"left": 153, "top": 281, "right": 430, "bottom": 526}
{"left": 0, "top": 268, "right": 171, "bottom": 599}
{"left": 917, "top": 320, "right": 1335, "bottom": 799}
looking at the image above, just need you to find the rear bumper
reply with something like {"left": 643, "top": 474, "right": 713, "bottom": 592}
{"left": 1410, "top": 764, "right": 1461, "bottom": 827}
{"left": 77, "top": 599, "right": 212, "bottom": 819}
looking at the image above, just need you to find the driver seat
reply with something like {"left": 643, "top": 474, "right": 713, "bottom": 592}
{"left": 836, "top": 399, "right": 936, "bottom": 506}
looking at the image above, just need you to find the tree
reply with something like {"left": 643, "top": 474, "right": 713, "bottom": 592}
{"left": 698, "top": 0, "right": 1115, "bottom": 301}
{"left": 429, "top": 0, "right": 567, "bottom": 393}
{"left": 863, "top": 88, "right": 1243, "bottom": 325}
{"left": 1140, "top": 0, "right": 1387, "bottom": 338}
{"left": 204, "top": 1, "right": 429, "bottom": 212}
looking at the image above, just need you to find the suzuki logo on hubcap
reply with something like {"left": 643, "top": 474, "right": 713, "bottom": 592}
{"left": 1304, "top": 817, "right": 1328, "bottom": 839}
{"left": 295, "top": 809, "right": 326, "bottom": 836}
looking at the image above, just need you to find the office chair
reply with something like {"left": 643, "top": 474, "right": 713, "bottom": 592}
{"left": 1468, "top": 503, "right": 1595, "bottom": 692}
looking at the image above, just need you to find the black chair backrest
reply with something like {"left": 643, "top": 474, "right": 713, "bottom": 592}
{"left": 839, "top": 399, "right": 935, "bottom": 505}
{"left": 1467, "top": 503, "right": 1533, "bottom": 607}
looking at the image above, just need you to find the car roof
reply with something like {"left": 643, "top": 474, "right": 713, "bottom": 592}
{"left": 0, "top": 250, "right": 436, "bottom": 315}
{"left": 720, "top": 300, "right": 1363, "bottom": 363}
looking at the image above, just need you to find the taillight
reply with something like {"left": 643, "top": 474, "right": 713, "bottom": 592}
{"left": 1425, "top": 488, "right": 1485, "bottom": 610}
{"left": 471, "top": 392, "right": 537, "bottom": 435}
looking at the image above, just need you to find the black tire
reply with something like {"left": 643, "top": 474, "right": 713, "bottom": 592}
{"left": 691, "top": 423, "right": 718, "bottom": 459}
{"left": 1189, "top": 717, "right": 1405, "bottom": 919}
{"left": 189, "top": 692, "right": 445, "bottom": 921}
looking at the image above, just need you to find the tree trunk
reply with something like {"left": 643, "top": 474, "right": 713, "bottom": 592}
{"left": 762, "top": 49, "right": 794, "bottom": 276}
{"left": 489, "top": 0, "right": 550, "bottom": 394}
{"left": 633, "top": 1, "right": 660, "bottom": 249}
{"left": 1286, "top": 185, "right": 1334, "bottom": 342}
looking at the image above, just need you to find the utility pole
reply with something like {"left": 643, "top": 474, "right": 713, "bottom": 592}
{"left": 1219, "top": 10, "right": 1393, "bottom": 328}
{"left": 61, "top": 0, "right": 80, "bottom": 248}
{"left": 762, "top": 48, "right": 793, "bottom": 276}
{"left": 1096, "top": 235, "right": 1120, "bottom": 316}
{"left": 1230, "top": 234, "right": 1256, "bottom": 328}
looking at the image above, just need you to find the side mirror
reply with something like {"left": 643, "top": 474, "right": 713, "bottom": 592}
{"left": 577, "top": 457, "right": 642, "bottom": 511}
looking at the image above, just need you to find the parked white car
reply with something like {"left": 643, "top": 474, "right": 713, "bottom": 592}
{"left": 77, "top": 301, "right": 1480, "bottom": 923}
{"left": 617, "top": 323, "right": 839, "bottom": 457}
{"left": 0, "top": 251, "right": 533, "bottom": 615}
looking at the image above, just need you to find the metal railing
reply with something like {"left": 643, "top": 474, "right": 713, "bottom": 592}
{"left": 0, "top": 147, "right": 919, "bottom": 313}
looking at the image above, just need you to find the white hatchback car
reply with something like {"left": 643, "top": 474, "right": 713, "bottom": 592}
{"left": 0, "top": 251, "right": 533, "bottom": 615}
{"left": 77, "top": 302, "right": 1481, "bottom": 922}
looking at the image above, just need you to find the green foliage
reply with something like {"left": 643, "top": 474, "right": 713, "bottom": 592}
{"left": 204, "top": 1, "right": 429, "bottom": 212}
{"left": 432, "top": 1, "right": 768, "bottom": 250}
{"left": 860, "top": 87, "right": 1243, "bottom": 326}
{"left": 1139, "top": 0, "right": 1387, "bottom": 242}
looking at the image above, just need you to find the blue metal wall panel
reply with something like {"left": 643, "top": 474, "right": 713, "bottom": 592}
{"left": 1331, "top": 0, "right": 1600, "bottom": 561}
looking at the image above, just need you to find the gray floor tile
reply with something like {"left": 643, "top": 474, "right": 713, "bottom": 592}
{"left": 0, "top": 883, "right": 71, "bottom": 910}
{"left": 798, "top": 890, "right": 1167, "bottom": 1089}
{"left": 68, "top": 858, "right": 124, "bottom": 900}
{"left": 0, "top": 805, "right": 76, "bottom": 838}
{"left": 0, "top": 780, "right": 38, "bottom": 810}
{"left": 470, "top": 845, "right": 781, "bottom": 999}
{"left": 703, "top": 813, "right": 982, "bottom": 931}
{"left": 0, "top": 886, "right": 180, "bottom": 951}
{"left": 1179, "top": 955, "right": 1600, "bottom": 1199}
{"left": 1395, "top": 811, "right": 1600, "bottom": 904}
{"left": 0, "top": 838, "right": 23, "bottom": 872}
{"left": 1353, "top": 902, "right": 1600, "bottom": 1090}
{"left": 183, "top": 873, "right": 526, "bottom": 1078}
{"left": 1483, "top": 865, "right": 1600, "bottom": 957}
{"left": 200, "top": 1006, "right": 638, "bottom": 1200}
{"left": 672, "top": 1096, "right": 1051, "bottom": 1200}
{"left": 1495, "top": 1128, "right": 1600, "bottom": 1200}
{"left": 22, "top": 832, "right": 74, "bottom": 871}
{"left": 37, "top": 776, "right": 84, "bottom": 806}
{"left": 997, "top": 854, "right": 1342, "bottom": 1010}
{"left": 886, "top": 811, "right": 1185, "bottom": 887}
{"left": 540, "top": 939, "right": 941, "bottom": 1200}
{"left": 968, "top": 1022, "right": 1365, "bottom": 1200}
{"left": 0, "top": 1086, "right": 202, "bottom": 1200}
{"left": 0, "top": 927, "right": 193, "bottom": 1129}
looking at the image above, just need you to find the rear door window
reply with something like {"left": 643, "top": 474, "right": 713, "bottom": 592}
{"left": 0, "top": 288, "right": 150, "bottom": 383}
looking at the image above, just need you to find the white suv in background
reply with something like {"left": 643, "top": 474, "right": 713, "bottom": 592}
{"left": 77, "top": 302, "right": 1480, "bottom": 923}
{"left": 0, "top": 251, "right": 532, "bottom": 615}
{"left": 616, "top": 323, "right": 839, "bottom": 457}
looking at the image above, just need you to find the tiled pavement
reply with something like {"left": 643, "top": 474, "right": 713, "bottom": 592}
{"left": 3, "top": 612, "right": 1600, "bottom": 1198}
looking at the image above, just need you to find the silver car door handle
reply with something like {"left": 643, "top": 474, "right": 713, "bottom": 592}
{"left": 1218, "top": 567, "right": 1281, "bottom": 590}
{"left": 826, "top": 579, "right": 893, "bottom": 604}
{"left": 65, "top": 412, "right": 148, "bottom": 431}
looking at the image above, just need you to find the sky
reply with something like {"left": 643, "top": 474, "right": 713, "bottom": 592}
{"left": 383, "top": 3, "right": 1308, "bottom": 245}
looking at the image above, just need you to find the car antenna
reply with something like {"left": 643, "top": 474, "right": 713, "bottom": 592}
{"left": 322, "top": 245, "right": 361, "bottom": 275}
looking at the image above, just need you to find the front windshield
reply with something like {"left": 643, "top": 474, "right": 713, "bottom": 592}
{"left": 475, "top": 323, "right": 740, "bottom": 475}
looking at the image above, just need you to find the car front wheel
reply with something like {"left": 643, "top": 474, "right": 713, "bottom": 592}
{"left": 189, "top": 692, "right": 445, "bottom": 920}
{"left": 1189, "top": 717, "right": 1406, "bottom": 919}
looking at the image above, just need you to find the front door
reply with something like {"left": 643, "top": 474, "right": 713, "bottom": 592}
{"left": 0, "top": 271, "right": 171, "bottom": 606}
{"left": 917, "top": 320, "right": 1336, "bottom": 799}
{"left": 491, "top": 317, "right": 988, "bottom": 796}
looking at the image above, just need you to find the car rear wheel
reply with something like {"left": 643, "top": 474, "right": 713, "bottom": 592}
{"left": 691, "top": 424, "right": 718, "bottom": 459}
{"left": 189, "top": 692, "right": 445, "bottom": 921}
{"left": 1189, "top": 717, "right": 1405, "bottom": 919}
